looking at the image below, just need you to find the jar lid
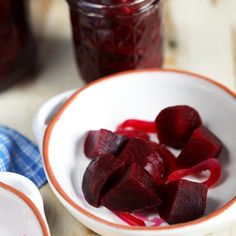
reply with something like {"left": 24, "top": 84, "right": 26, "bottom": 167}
{"left": 66, "top": 0, "right": 161, "bottom": 16}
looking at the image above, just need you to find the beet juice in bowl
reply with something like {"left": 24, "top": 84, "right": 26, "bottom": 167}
{"left": 0, "top": 0, "right": 37, "bottom": 91}
{"left": 66, "top": 0, "right": 164, "bottom": 83}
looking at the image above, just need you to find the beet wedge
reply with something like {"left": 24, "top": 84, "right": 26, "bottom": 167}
{"left": 151, "top": 142, "right": 179, "bottom": 176}
{"left": 101, "top": 163, "right": 162, "bottom": 211}
{"left": 82, "top": 154, "right": 125, "bottom": 207}
{"left": 118, "top": 138, "right": 165, "bottom": 185}
{"left": 116, "top": 129, "right": 150, "bottom": 141}
{"left": 84, "top": 129, "right": 128, "bottom": 158}
{"left": 177, "top": 126, "right": 223, "bottom": 167}
{"left": 155, "top": 105, "right": 202, "bottom": 149}
{"left": 158, "top": 179, "right": 208, "bottom": 224}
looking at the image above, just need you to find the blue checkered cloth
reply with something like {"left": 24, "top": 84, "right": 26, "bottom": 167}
{"left": 0, "top": 126, "right": 47, "bottom": 188}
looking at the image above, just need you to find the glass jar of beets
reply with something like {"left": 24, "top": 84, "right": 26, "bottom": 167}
{"left": 0, "top": 0, "right": 37, "bottom": 91}
{"left": 66, "top": 0, "right": 164, "bottom": 83}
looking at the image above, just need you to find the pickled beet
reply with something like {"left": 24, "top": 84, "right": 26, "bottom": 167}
{"left": 167, "top": 159, "right": 221, "bottom": 188}
{"left": 84, "top": 129, "right": 127, "bottom": 158}
{"left": 133, "top": 212, "right": 165, "bottom": 226}
{"left": 82, "top": 154, "right": 125, "bottom": 207}
{"left": 118, "top": 138, "right": 158, "bottom": 164}
{"left": 116, "top": 129, "right": 150, "bottom": 141}
{"left": 177, "top": 126, "right": 223, "bottom": 167}
{"left": 158, "top": 179, "right": 208, "bottom": 224}
{"left": 116, "top": 119, "right": 156, "bottom": 134}
{"left": 141, "top": 154, "right": 165, "bottom": 186}
{"left": 101, "top": 163, "right": 162, "bottom": 211}
{"left": 118, "top": 138, "right": 165, "bottom": 185}
{"left": 155, "top": 105, "right": 202, "bottom": 149}
{"left": 151, "top": 143, "right": 179, "bottom": 176}
{"left": 113, "top": 211, "right": 146, "bottom": 226}
{"left": 115, "top": 119, "right": 156, "bottom": 141}
{"left": 82, "top": 104, "right": 225, "bottom": 225}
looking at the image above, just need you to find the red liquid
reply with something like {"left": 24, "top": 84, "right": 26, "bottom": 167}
{"left": 0, "top": 0, "right": 37, "bottom": 90}
{"left": 67, "top": 0, "right": 163, "bottom": 83}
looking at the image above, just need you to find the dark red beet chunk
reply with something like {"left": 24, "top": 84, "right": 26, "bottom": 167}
{"left": 118, "top": 138, "right": 165, "bottom": 185}
{"left": 151, "top": 143, "right": 180, "bottom": 176}
{"left": 177, "top": 126, "right": 223, "bottom": 167}
{"left": 84, "top": 129, "right": 127, "bottom": 158}
{"left": 101, "top": 163, "right": 162, "bottom": 211}
{"left": 141, "top": 154, "right": 165, "bottom": 186}
{"left": 82, "top": 154, "right": 125, "bottom": 207}
{"left": 158, "top": 179, "right": 208, "bottom": 224}
{"left": 116, "top": 129, "right": 150, "bottom": 141}
{"left": 155, "top": 105, "right": 202, "bottom": 148}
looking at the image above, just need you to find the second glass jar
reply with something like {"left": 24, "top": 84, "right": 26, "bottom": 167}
{"left": 66, "top": 0, "right": 164, "bottom": 83}
{"left": 0, "top": 0, "right": 37, "bottom": 90}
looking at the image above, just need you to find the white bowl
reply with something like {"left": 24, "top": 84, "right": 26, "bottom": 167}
{"left": 33, "top": 69, "right": 236, "bottom": 236}
{"left": 0, "top": 172, "right": 50, "bottom": 236}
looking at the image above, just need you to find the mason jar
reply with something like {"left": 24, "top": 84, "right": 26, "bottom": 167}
{"left": 0, "top": 0, "right": 37, "bottom": 90}
{"left": 66, "top": 0, "right": 164, "bottom": 83}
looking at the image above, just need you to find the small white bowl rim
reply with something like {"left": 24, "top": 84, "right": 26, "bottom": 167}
{"left": 0, "top": 181, "right": 50, "bottom": 236}
{"left": 43, "top": 68, "right": 236, "bottom": 231}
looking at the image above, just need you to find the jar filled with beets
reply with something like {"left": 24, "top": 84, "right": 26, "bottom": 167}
{"left": 0, "top": 0, "right": 37, "bottom": 91}
{"left": 66, "top": 0, "right": 164, "bottom": 83}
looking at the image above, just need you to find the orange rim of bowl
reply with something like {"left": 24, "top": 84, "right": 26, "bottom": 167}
{"left": 0, "top": 182, "right": 50, "bottom": 236}
{"left": 43, "top": 68, "right": 236, "bottom": 231}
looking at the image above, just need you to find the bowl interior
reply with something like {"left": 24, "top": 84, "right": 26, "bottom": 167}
{"left": 0, "top": 184, "right": 44, "bottom": 236}
{"left": 46, "top": 70, "right": 236, "bottom": 225}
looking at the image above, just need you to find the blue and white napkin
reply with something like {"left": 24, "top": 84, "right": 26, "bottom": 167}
{"left": 0, "top": 126, "right": 47, "bottom": 188}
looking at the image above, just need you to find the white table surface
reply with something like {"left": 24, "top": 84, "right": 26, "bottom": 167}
{"left": 0, "top": 0, "right": 235, "bottom": 235}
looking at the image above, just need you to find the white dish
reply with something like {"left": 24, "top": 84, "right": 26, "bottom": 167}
{"left": 34, "top": 69, "right": 236, "bottom": 236}
{"left": 0, "top": 172, "right": 50, "bottom": 236}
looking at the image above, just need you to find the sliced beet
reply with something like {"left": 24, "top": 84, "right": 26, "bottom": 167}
{"left": 155, "top": 105, "right": 202, "bottom": 148}
{"left": 101, "top": 163, "right": 162, "bottom": 211}
{"left": 118, "top": 138, "right": 165, "bottom": 185}
{"left": 158, "top": 179, "right": 208, "bottom": 224}
{"left": 141, "top": 154, "right": 165, "bottom": 185}
{"left": 167, "top": 159, "right": 222, "bottom": 188}
{"left": 116, "top": 129, "right": 150, "bottom": 141}
{"left": 84, "top": 129, "right": 128, "bottom": 158}
{"left": 177, "top": 126, "right": 223, "bottom": 167}
{"left": 151, "top": 143, "right": 180, "bottom": 176}
{"left": 82, "top": 154, "right": 125, "bottom": 207}
{"left": 113, "top": 211, "right": 146, "bottom": 226}
{"left": 116, "top": 119, "right": 156, "bottom": 133}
